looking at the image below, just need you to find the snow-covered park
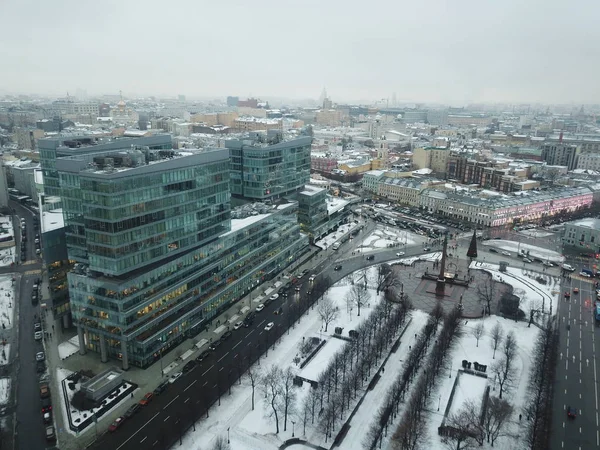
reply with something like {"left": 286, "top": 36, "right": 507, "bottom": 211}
{"left": 483, "top": 239, "right": 564, "bottom": 264}
{"left": 359, "top": 227, "right": 422, "bottom": 251}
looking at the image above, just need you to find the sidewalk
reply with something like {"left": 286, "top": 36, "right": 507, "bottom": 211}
{"left": 43, "top": 245, "right": 323, "bottom": 449}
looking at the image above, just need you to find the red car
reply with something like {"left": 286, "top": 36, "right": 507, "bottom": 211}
{"left": 139, "top": 392, "right": 154, "bottom": 406}
{"left": 567, "top": 406, "right": 577, "bottom": 418}
{"left": 108, "top": 416, "right": 126, "bottom": 432}
{"left": 573, "top": 288, "right": 579, "bottom": 294}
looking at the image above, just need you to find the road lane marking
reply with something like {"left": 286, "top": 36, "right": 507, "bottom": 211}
{"left": 247, "top": 330, "right": 254, "bottom": 337}
{"left": 233, "top": 341, "right": 241, "bottom": 350}
{"left": 203, "top": 381, "right": 208, "bottom": 387}
{"left": 218, "top": 352, "right": 229, "bottom": 363}
{"left": 184, "top": 397, "right": 190, "bottom": 403}
{"left": 140, "top": 437, "right": 147, "bottom": 444}
{"left": 184, "top": 380, "right": 197, "bottom": 392}
{"left": 219, "top": 367, "right": 224, "bottom": 372}
{"left": 258, "top": 320, "right": 266, "bottom": 328}
{"left": 202, "top": 365, "right": 214, "bottom": 377}
{"left": 164, "top": 395, "right": 179, "bottom": 409}
{"left": 164, "top": 415, "right": 170, "bottom": 422}
{"left": 116, "top": 411, "right": 160, "bottom": 450}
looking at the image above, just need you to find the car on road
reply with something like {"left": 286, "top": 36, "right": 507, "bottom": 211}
{"left": 564, "top": 291, "right": 571, "bottom": 298}
{"left": 562, "top": 264, "right": 575, "bottom": 272}
{"left": 182, "top": 361, "right": 197, "bottom": 374}
{"left": 40, "top": 383, "right": 50, "bottom": 398}
{"left": 264, "top": 322, "right": 275, "bottom": 331}
{"left": 124, "top": 403, "right": 141, "bottom": 418}
{"left": 489, "top": 248, "right": 498, "bottom": 253}
{"left": 233, "top": 321, "right": 243, "bottom": 330}
{"left": 108, "top": 417, "right": 126, "bottom": 432}
{"left": 34, "top": 331, "right": 43, "bottom": 341}
{"left": 255, "top": 304, "right": 265, "bottom": 312}
{"left": 396, "top": 252, "right": 405, "bottom": 257}
{"left": 423, "top": 247, "right": 431, "bottom": 251}
{"left": 196, "top": 350, "right": 210, "bottom": 362}
{"left": 573, "top": 288, "right": 579, "bottom": 294}
{"left": 43, "top": 411, "right": 52, "bottom": 424}
{"left": 221, "top": 330, "right": 233, "bottom": 341}
{"left": 309, "top": 274, "right": 316, "bottom": 282}
{"left": 45, "top": 426, "right": 56, "bottom": 442}
{"left": 366, "top": 255, "right": 375, "bottom": 261}
{"left": 580, "top": 271, "right": 592, "bottom": 278}
{"left": 522, "top": 258, "right": 533, "bottom": 263}
{"left": 274, "top": 307, "right": 283, "bottom": 315}
{"left": 36, "top": 352, "right": 45, "bottom": 361}
{"left": 208, "top": 340, "right": 222, "bottom": 351}
{"left": 169, "top": 372, "right": 182, "bottom": 384}
{"left": 139, "top": 392, "right": 154, "bottom": 406}
{"left": 295, "top": 285, "right": 301, "bottom": 292}
{"left": 34, "top": 322, "right": 41, "bottom": 331}
{"left": 269, "top": 294, "right": 279, "bottom": 301}
{"left": 302, "top": 268, "right": 310, "bottom": 275}
{"left": 501, "top": 251, "right": 511, "bottom": 256}
{"left": 567, "top": 406, "right": 577, "bottom": 418}
{"left": 334, "top": 265, "right": 342, "bottom": 271}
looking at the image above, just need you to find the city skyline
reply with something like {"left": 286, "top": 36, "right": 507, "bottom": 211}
{"left": 3, "top": 0, "right": 600, "bottom": 105}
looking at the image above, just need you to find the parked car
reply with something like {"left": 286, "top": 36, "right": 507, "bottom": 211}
{"left": 264, "top": 322, "right": 275, "bottom": 331}
{"left": 108, "top": 417, "right": 126, "bottom": 432}
{"left": 522, "top": 258, "right": 533, "bottom": 263}
{"left": 39, "top": 383, "right": 50, "bottom": 398}
{"left": 196, "top": 350, "right": 210, "bottom": 362}
{"left": 233, "top": 321, "right": 243, "bottom": 330}
{"left": 562, "top": 264, "right": 575, "bottom": 271}
{"left": 41, "top": 398, "right": 52, "bottom": 413}
{"left": 220, "top": 331, "right": 233, "bottom": 341}
{"left": 42, "top": 411, "right": 52, "bottom": 424}
{"left": 45, "top": 426, "right": 56, "bottom": 442}
{"left": 255, "top": 304, "right": 265, "bottom": 312}
{"left": 34, "top": 331, "right": 43, "bottom": 341}
{"left": 580, "top": 271, "right": 592, "bottom": 278}
{"left": 139, "top": 392, "right": 154, "bottom": 406}
{"left": 124, "top": 403, "right": 141, "bottom": 418}
{"left": 153, "top": 380, "right": 169, "bottom": 395}
{"left": 208, "top": 340, "right": 222, "bottom": 351}
{"left": 182, "top": 360, "right": 197, "bottom": 374}
{"left": 396, "top": 252, "right": 405, "bottom": 257}
{"left": 269, "top": 294, "right": 279, "bottom": 301}
{"left": 36, "top": 352, "right": 45, "bottom": 361}
{"left": 34, "top": 322, "right": 42, "bottom": 331}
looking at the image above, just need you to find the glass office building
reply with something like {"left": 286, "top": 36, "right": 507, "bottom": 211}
{"left": 228, "top": 132, "right": 312, "bottom": 200}
{"left": 58, "top": 146, "right": 308, "bottom": 369}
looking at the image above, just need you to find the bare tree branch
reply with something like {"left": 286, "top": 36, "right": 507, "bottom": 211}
{"left": 471, "top": 322, "right": 485, "bottom": 347}
{"left": 490, "top": 322, "right": 504, "bottom": 359}
{"left": 317, "top": 296, "right": 340, "bottom": 332}
{"left": 346, "top": 284, "right": 371, "bottom": 317}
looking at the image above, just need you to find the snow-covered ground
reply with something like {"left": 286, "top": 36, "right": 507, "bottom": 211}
{"left": 0, "top": 277, "right": 15, "bottom": 330}
{"left": 391, "top": 251, "right": 443, "bottom": 266}
{"left": 0, "top": 217, "right": 15, "bottom": 244}
{"left": 0, "top": 378, "right": 10, "bottom": 405}
{"left": 0, "top": 247, "right": 15, "bottom": 268}
{"left": 518, "top": 229, "right": 554, "bottom": 238}
{"left": 472, "top": 261, "right": 560, "bottom": 316}
{"left": 56, "top": 368, "right": 135, "bottom": 436}
{"left": 58, "top": 335, "right": 80, "bottom": 360}
{"left": 359, "top": 226, "right": 422, "bottom": 252}
{"left": 483, "top": 240, "right": 564, "bottom": 263}
{"left": 0, "top": 344, "right": 11, "bottom": 366}
{"left": 424, "top": 317, "right": 540, "bottom": 450}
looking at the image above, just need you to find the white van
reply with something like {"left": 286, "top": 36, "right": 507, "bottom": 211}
{"left": 332, "top": 242, "right": 341, "bottom": 250}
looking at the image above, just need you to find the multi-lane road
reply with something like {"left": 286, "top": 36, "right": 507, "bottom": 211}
{"left": 553, "top": 261, "right": 600, "bottom": 450}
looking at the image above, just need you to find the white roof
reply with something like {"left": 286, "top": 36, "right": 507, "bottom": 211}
{"left": 41, "top": 209, "right": 65, "bottom": 233}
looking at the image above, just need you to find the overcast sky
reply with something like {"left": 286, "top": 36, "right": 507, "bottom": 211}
{"left": 2, "top": 0, "right": 599, "bottom": 105}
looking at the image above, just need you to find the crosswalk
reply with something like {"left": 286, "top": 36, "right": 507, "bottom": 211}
{"left": 21, "top": 260, "right": 38, "bottom": 266}
{"left": 571, "top": 274, "right": 595, "bottom": 283}
{"left": 24, "top": 269, "right": 41, "bottom": 276}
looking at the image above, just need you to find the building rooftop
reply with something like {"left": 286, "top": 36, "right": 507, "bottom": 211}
{"left": 300, "top": 185, "right": 326, "bottom": 197}
{"left": 570, "top": 218, "right": 600, "bottom": 230}
{"left": 326, "top": 196, "right": 348, "bottom": 215}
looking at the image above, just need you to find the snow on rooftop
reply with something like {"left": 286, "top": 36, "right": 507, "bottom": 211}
{"left": 221, "top": 214, "right": 270, "bottom": 237}
{"left": 41, "top": 209, "right": 64, "bottom": 233}
{"left": 326, "top": 197, "right": 348, "bottom": 215}
{"left": 571, "top": 218, "right": 600, "bottom": 229}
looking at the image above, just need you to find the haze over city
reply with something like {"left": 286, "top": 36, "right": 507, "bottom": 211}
{"left": 3, "top": 0, "right": 600, "bottom": 104}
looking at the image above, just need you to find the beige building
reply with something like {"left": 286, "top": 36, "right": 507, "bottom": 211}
{"left": 412, "top": 147, "right": 450, "bottom": 175}
{"left": 13, "top": 127, "right": 44, "bottom": 150}
{"left": 233, "top": 117, "right": 282, "bottom": 132}
{"left": 316, "top": 109, "right": 343, "bottom": 126}
{"left": 378, "top": 177, "right": 424, "bottom": 206}
{"left": 190, "top": 112, "right": 238, "bottom": 127}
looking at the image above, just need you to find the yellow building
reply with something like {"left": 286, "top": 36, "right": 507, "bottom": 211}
{"left": 412, "top": 147, "right": 450, "bottom": 175}
{"left": 316, "top": 109, "right": 343, "bottom": 126}
{"left": 233, "top": 117, "right": 283, "bottom": 132}
{"left": 190, "top": 112, "right": 238, "bottom": 127}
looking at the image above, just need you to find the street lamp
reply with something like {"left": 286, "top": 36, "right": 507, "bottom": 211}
{"left": 227, "top": 427, "right": 230, "bottom": 443}
{"left": 291, "top": 420, "right": 296, "bottom": 437}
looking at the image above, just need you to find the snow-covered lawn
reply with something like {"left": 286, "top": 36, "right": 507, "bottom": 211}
{"left": 0, "top": 378, "right": 10, "bottom": 405}
{"left": 299, "top": 338, "right": 346, "bottom": 382}
{"left": 0, "top": 276, "right": 15, "bottom": 330}
{"left": 483, "top": 240, "right": 564, "bottom": 263}
{"left": 472, "top": 261, "right": 560, "bottom": 316}
{"left": 314, "top": 222, "right": 359, "bottom": 249}
{"left": 58, "top": 335, "right": 80, "bottom": 360}
{"left": 424, "top": 317, "right": 540, "bottom": 450}
{"left": 56, "top": 367, "right": 135, "bottom": 436}
{"left": 447, "top": 373, "right": 488, "bottom": 417}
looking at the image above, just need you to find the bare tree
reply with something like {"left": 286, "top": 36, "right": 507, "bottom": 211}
{"left": 317, "top": 296, "right": 339, "bottom": 332}
{"left": 441, "top": 400, "right": 483, "bottom": 450}
{"left": 357, "top": 268, "right": 369, "bottom": 289}
{"left": 471, "top": 322, "right": 485, "bottom": 347}
{"left": 346, "top": 284, "right": 371, "bottom": 317}
{"left": 376, "top": 263, "right": 392, "bottom": 295}
{"left": 246, "top": 365, "right": 260, "bottom": 410}
{"left": 492, "top": 331, "right": 518, "bottom": 399}
{"left": 280, "top": 367, "right": 297, "bottom": 432}
{"left": 261, "top": 365, "right": 283, "bottom": 433}
{"left": 489, "top": 323, "right": 504, "bottom": 359}
{"left": 483, "top": 396, "right": 513, "bottom": 445}
{"left": 476, "top": 275, "right": 496, "bottom": 315}
{"left": 211, "top": 435, "right": 231, "bottom": 450}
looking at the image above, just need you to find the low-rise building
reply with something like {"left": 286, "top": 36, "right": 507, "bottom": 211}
{"left": 563, "top": 218, "right": 600, "bottom": 253}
